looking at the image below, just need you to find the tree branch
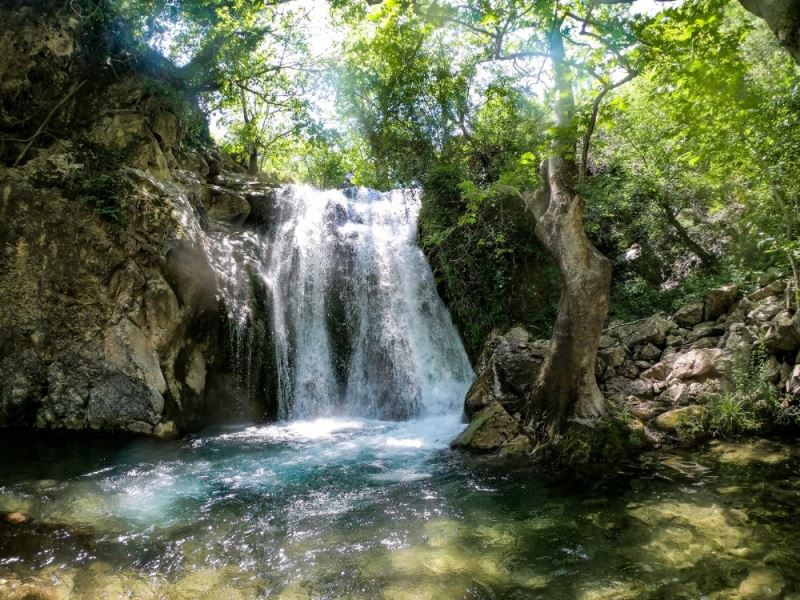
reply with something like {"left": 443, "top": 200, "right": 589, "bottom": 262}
{"left": 579, "top": 71, "right": 636, "bottom": 181}
{"left": 13, "top": 79, "right": 86, "bottom": 168}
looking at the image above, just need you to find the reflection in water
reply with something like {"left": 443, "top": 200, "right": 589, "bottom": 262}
{"left": 1, "top": 426, "right": 799, "bottom": 598}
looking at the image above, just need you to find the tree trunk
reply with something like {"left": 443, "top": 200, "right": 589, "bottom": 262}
{"left": 522, "top": 26, "right": 613, "bottom": 440}
{"left": 739, "top": 0, "right": 800, "bottom": 64}
{"left": 247, "top": 150, "right": 259, "bottom": 175}
{"left": 656, "top": 198, "right": 717, "bottom": 268}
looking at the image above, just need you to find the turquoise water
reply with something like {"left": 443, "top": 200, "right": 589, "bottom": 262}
{"left": 1, "top": 417, "right": 799, "bottom": 599}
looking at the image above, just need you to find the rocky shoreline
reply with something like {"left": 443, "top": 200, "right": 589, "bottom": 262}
{"left": 454, "top": 279, "right": 800, "bottom": 458}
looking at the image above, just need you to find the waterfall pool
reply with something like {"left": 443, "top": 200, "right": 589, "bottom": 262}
{"left": 1, "top": 421, "right": 799, "bottom": 598}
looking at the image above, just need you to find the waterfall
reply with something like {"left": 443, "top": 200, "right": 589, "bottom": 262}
{"left": 210, "top": 184, "right": 473, "bottom": 422}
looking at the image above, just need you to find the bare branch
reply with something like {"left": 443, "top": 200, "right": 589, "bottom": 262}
{"left": 13, "top": 79, "right": 86, "bottom": 168}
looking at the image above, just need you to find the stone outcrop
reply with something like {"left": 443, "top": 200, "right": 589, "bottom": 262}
{"left": 0, "top": 5, "right": 278, "bottom": 436}
{"left": 456, "top": 275, "right": 799, "bottom": 456}
{"left": 454, "top": 328, "right": 541, "bottom": 455}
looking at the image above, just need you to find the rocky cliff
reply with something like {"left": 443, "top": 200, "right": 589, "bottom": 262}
{"left": 0, "top": 4, "right": 276, "bottom": 436}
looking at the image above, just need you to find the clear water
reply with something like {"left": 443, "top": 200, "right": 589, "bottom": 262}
{"left": 4, "top": 181, "right": 797, "bottom": 598}
{"left": 2, "top": 424, "right": 800, "bottom": 599}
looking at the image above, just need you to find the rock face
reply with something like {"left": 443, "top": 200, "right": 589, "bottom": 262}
{"left": 451, "top": 402, "right": 521, "bottom": 453}
{"left": 0, "top": 6, "right": 277, "bottom": 436}
{"left": 455, "top": 274, "right": 799, "bottom": 455}
{"left": 463, "top": 327, "right": 543, "bottom": 418}
{"left": 455, "top": 328, "right": 541, "bottom": 454}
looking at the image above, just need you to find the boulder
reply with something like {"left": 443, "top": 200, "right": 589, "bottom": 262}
{"left": 452, "top": 402, "right": 520, "bottom": 453}
{"left": 689, "top": 337, "right": 720, "bottom": 350}
{"left": 604, "top": 376, "right": 634, "bottom": 400}
{"left": 652, "top": 405, "right": 708, "bottom": 442}
{"left": 612, "top": 315, "right": 674, "bottom": 348}
{"left": 86, "top": 373, "right": 164, "bottom": 433}
{"left": 748, "top": 295, "right": 784, "bottom": 323}
{"left": 464, "top": 368, "right": 494, "bottom": 417}
{"left": 687, "top": 321, "right": 716, "bottom": 342}
{"left": 628, "top": 378, "right": 655, "bottom": 398}
{"left": 463, "top": 328, "right": 541, "bottom": 418}
{"left": 629, "top": 399, "right": 668, "bottom": 420}
{"left": 765, "top": 356, "right": 781, "bottom": 384}
{"left": 494, "top": 337, "right": 541, "bottom": 396}
{"left": 598, "top": 345, "right": 626, "bottom": 372}
{"left": 723, "top": 323, "right": 755, "bottom": 359}
{"left": 641, "top": 352, "right": 681, "bottom": 381}
{"left": 666, "top": 334, "right": 684, "bottom": 348}
{"left": 673, "top": 300, "right": 704, "bottom": 326}
{"left": 757, "top": 270, "right": 782, "bottom": 287}
{"left": 787, "top": 365, "right": 800, "bottom": 397}
{"left": 204, "top": 185, "right": 251, "bottom": 225}
{"left": 636, "top": 343, "right": 662, "bottom": 361}
{"left": 749, "top": 279, "right": 786, "bottom": 302}
{"left": 620, "top": 360, "right": 640, "bottom": 379}
{"left": 598, "top": 334, "right": 615, "bottom": 349}
{"left": 657, "top": 381, "right": 720, "bottom": 406}
{"left": 703, "top": 284, "right": 738, "bottom": 321}
{"left": 764, "top": 310, "right": 800, "bottom": 353}
{"left": 667, "top": 349, "right": 732, "bottom": 383}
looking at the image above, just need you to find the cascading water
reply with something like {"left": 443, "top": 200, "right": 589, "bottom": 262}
{"left": 209, "top": 183, "right": 473, "bottom": 423}
{"left": 7, "top": 186, "right": 800, "bottom": 600}
{"left": 266, "top": 185, "right": 473, "bottom": 421}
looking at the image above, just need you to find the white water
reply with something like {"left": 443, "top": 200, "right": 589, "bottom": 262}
{"left": 210, "top": 184, "right": 473, "bottom": 422}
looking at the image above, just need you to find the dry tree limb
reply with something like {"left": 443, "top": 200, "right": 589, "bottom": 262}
{"left": 13, "top": 79, "right": 87, "bottom": 168}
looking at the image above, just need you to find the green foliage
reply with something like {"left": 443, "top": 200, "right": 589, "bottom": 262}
{"left": 589, "top": 9, "right": 800, "bottom": 315}
{"left": 73, "top": 145, "right": 129, "bottom": 223}
{"left": 140, "top": 78, "right": 207, "bottom": 144}
{"left": 709, "top": 393, "right": 760, "bottom": 436}
{"left": 30, "top": 144, "right": 129, "bottom": 223}
{"left": 335, "top": 0, "right": 481, "bottom": 187}
{"left": 419, "top": 161, "right": 559, "bottom": 359}
{"left": 709, "top": 337, "right": 782, "bottom": 437}
{"left": 609, "top": 265, "right": 752, "bottom": 323}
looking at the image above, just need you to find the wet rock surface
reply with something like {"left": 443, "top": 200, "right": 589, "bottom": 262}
{"left": 0, "top": 6, "right": 279, "bottom": 436}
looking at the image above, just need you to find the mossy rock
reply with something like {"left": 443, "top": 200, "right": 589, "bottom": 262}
{"left": 653, "top": 405, "right": 709, "bottom": 444}
{"left": 552, "top": 416, "right": 649, "bottom": 467}
{"left": 451, "top": 402, "right": 519, "bottom": 453}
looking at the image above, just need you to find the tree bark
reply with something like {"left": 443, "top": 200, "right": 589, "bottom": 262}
{"left": 248, "top": 150, "right": 260, "bottom": 175}
{"left": 522, "top": 26, "right": 613, "bottom": 440}
{"left": 739, "top": 0, "right": 800, "bottom": 64}
{"left": 655, "top": 198, "right": 717, "bottom": 268}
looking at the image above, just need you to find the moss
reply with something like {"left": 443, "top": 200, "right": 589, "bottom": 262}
{"left": 419, "top": 164, "right": 560, "bottom": 360}
{"left": 28, "top": 143, "right": 129, "bottom": 223}
{"left": 548, "top": 411, "right": 648, "bottom": 468}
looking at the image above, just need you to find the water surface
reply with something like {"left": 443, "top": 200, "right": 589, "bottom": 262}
{"left": 1, "top": 419, "right": 799, "bottom": 599}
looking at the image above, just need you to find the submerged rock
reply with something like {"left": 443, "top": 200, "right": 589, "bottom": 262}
{"left": 710, "top": 439, "right": 795, "bottom": 466}
{"left": 737, "top": 568, "right": 785, "bottom": 600}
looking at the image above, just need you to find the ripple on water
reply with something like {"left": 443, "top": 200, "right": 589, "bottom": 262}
{"left": 1, "top": 427, "right": 800, "bottom": 599}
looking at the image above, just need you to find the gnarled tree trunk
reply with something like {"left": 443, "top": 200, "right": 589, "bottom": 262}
{"left": 739, "top": 0, "right": 800, "bottom": 64}
{"left": 522, "top": 26, "right": 613, "bottom": 441}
